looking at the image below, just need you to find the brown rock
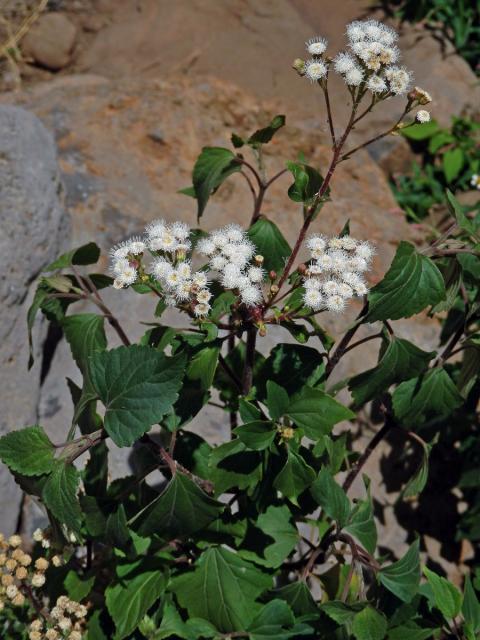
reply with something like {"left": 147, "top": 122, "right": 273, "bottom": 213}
{"left": 22, "top": 13, "right": 77, "bottom": 71}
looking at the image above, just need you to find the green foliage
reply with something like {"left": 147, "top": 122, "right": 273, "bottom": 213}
{"left": 0, "top": 425, "right": 55, "bottom": 476}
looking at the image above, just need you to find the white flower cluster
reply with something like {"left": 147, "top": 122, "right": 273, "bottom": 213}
{"left": 335, "top": 19, "right": 412, "bottom": 94}
{"left": 197, "top": 224, "right": 265, "bottom": 306}
{"left": 302, "top": 234, "right": 374, "bottom": 313}
{"left": 152, "top": 257, "right": 212, "bottom": 317}
{"left": 304, "top": 36, "right": 329, "bottom": 82}
{"left": 471, "top": 174, "right": 480, "bottom": 191}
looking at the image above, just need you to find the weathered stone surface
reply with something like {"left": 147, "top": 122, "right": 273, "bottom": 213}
{"left": 0, "top": 105, "right": 69, "bottom": 534}
{"left": 22, "top": 13, "right": 77, "bottom": 71}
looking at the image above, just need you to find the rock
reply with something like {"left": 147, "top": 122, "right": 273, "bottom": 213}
{"left": 0, "top": 105, "right": 69, "bottom": 535}
{"left": 22, "top": 13, "right": 77, "bottom": 71}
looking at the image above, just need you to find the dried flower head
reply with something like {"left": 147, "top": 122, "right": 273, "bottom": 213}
{"left": 416, "top": 109, "right": 431, "bottom": 123}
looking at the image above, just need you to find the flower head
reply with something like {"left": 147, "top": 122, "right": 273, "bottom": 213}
{"left": 471, "top": 174, "right": 480, "bottom": 190}
{"left": 304, "top": 59, "right": 328, "bottom": 82}
{"left": 306, "top": 36, "right": 328, "bottom": 56}
{"left": 416, "top": 109, "right": 431, "bottom": 123}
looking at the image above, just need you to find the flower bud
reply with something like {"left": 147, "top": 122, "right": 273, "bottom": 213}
{"left": 297, "top": 263, "right": 308, "bottom": 276}
{"left": 292, "top": 58, "right": 306, "bottom": 76}
{"left": 268, "top": 270, "right": 277, "bottom": 281}
{"left": 254, "top": 254, "right": 264, "bottom": 265}
{"left": 270, "top": 284, "right": 279, "bottom": 295}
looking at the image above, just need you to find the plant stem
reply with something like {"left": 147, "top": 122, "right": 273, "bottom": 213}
{"left": 227, "top": 326, "right": 238, "bottom": 429}
{"left": 242, "top": 325, "right": 257, "bottom": 395}
{"left": 322, "top": 76, "right": 336, "bottom": 148}
{"left": 342, "top": 415, "right": 393, "bottom": 493}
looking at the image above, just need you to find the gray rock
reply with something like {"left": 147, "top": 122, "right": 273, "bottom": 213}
{"left": 0, "top": 105, "right": 69, "bottom": 535}
{"left": 22, "top": 13, "right": 77, "bottom": 71}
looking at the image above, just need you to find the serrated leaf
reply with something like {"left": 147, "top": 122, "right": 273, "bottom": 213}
{"left": 248, "top": 217, "right": 291, "bottom": 273}
{"left": 400, "top": 121, "right": 439, "bottom": 140}
{"left": 274, "top": 450, "right": 316, "bottom": 505}
{"left": 88, "top": 346, "right": 185, "bottom": 447}
{"left": 352, "top": 606, "right": 387, "bottom": 640}
{"left": 248, "top": 114, "right": 285, "bottom": 146}
{"left": 242, "top": 505, "right": 299, "bottom": 569}
{"left": 388, "top": 625, "right": 439, "bottom": 640}
{"left": 187, "top": 343, "right": 220, "bottom": 390}
{"left": 234, "top": 421, "right": 276, "bottom": 451}
{"left": 379, "top": 540, "right": 420, "bottom": 602}
{"left": 171, "top": 547, "right": 272, "bottom": 632}
{"left": 64, "top": 570, "right": 95, "bottom": 601}
{"left": 106, "top": 560, "right": 169, "bottom": 639}
{"left": 0, "top": 425, "right": 55, "bottom": 476}
{"left": 321, "top": 601, "right": 359, "bottom": 625}
{"left": 311, "top": 468, "right": 350, "bottom": 528}
{"left": 63, "top": 313, "right": 107, "bottom": 375}
{"left": 43, "top": 242, "right": 101, "bottom": 272}
{"left": 266, "top": 381, "right": 290, "bottom": 421}
{"left": 287, "top": 387, "right": 354, "bottom": 439}
{"left": 349, "top": 337, "right": 435, "bottom": 406}
{"left": 392, "top": 368, "right": 463, "bottom": 427}
{"left": 367, "top": 242, "right": 445, "bottom": 321}
{"left": 258, "top": 344, "right": 324, "bottom": 397}
{"left": 273, "top": 581, "right": 318, "bottom": 615}
{"left": 42, "top": 462, "right": 82, "bottom": 535}
{"left": 344, "top": 496, "right": 377, "bottom": 554}
{"left": 192, "top": 147, "right": 241, "bottom": 220}
{"left": 209, "top": 439, "right": 262, "bottom": 495}
{"left": 133, "top": 472, "right": 222, "bottom": 538}
{"left": 423, "top": 567, "right": 462, "bottom": 620}
{"left": 286, "top": 161, "right": 325, "bottom": 204}
{"left": 445, "top": 189, "right": 480, "bottom": 241}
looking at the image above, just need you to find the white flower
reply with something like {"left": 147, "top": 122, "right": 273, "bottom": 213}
{"left": 171, "top": 221, "right": 190, "bottom": 240}
{"left": 193, "top": 271, "right": 208, "bottom": 288}
{"left": 114, "top": 265, "right": 137, "bottom": 288}
{"left": 339, "top": 236, "right": 357, "bottom": 251}
{"left": 128, "top": 238, "right": 146, "bottom": 255}
{"left": 176, "top": 261, "right": 192, "bottom": 280}
{"left": 110, "top": 241, "right": 133, "bottom": 261}
{"left": 323, "top": 279, "right": 340, "bottom": 295}
{"left": 210, "top": 255, "right": 227, "bottom": 271}
{"left": 224, "top": 224, "right": 246, "bottom": 243}
{"left": 471, "top": 174, "right": 480, "bottom": 190}
{"left": 314, "top": 253, "right": 333, "bottom": 271}
{"left": 148, "top": 230, "right": 177, "bottom": 252}
{"left": 6, "top": 585, "right": 18, "bottom": 599}
{"left": 366, "top": 75, "right": 387, "bottom": 94}
{"left": 240, "top": 285, "right": 262, "bottom": 306}
{"left": 165, "top": 295, "right": 176, "bottom": 307}
{"left": 303, "top": 288, "right": 324, "bottom": 310}
{"left": 307, "top": 263, "right": 324, "bottom": 275}
{"left": 349, "top": 256, "right": 369, "bottom": 272}
{"left": 145, "top": 219, "right": 167, "bottom": 238}
{"left": 33, "top": 529, "right": 43, "bottom": 543}
{"left": 378, "top": 24, "right": 398, "bottom": 46}
{"left": 196, "top": 289, "right": 212, "bottom": 303}
{"left": 306, "top": 36, "right": 328, "bottom": 56}
{"left": 345, "top": 66, "right": 364, "bottom": 86}
{"left": 222, "top": 264, "right": 242, "bottom": 289}
{"left": 247, "top": 266, "right": 265, "bottom": 283}
{"left": 165, "top": 270, "right": 182, "bottom": 289}
{"left": 346, "top": 21, "right": 366, "bottom": 43}
{"left": 386, "top": 66, "right": 412, "bottom": 95}
{"left": 194, "top": 302, "right": 211, "bottom": 317}
{"left": 355, "top": 281, "right": 368, "bottom": 296}
{"left": 330, "top": 250, "right": 349, "bottom": 273}
{"left": 342, "top": 271, "right": 364, "bottom": 288}
{"left": 197, "top": 238, "right": 216, "bottom": 256}
{"left": 337, "top": 282, "right": 354, "bottom": 299}
{"left": 364, "top": 20, "right": 383, "bottom": 41}
{"left": 328, "top": 237, "right": 344, "bottom": 250}
{"left": 416, "top": 109, "right": 431, "bottom": 123}
{"left": 175, "top": 280, "right": 193, "bottom": 301}
{"left": 151, "top": 258, "right": 172, "bottom": 280}
{"left": 306, "top": 234, "right": 326, "bottom": 252}
{"left": 334, "top": 52, "right": 356, "bottom": 74}
{"left": 211, "top": 231, "right": 229, "bottom": 248}
{"left": 57, "top": 618, "right": 72, "bottom": 632}
{"left": 326, "top": 294, "right": 347, "bottom": 313}
{"left": 236, "top": 275, "right": 251, "bottom": 290}
{"left": 355, "top": 242, "right": 374, "bottom": 261}
{"left": 112, "top": 258, "right": 130, "bottom": 275}
{"left": 304, "top": 277, "right": 322, "bottom": 290}
{"left": 31, "top": 573, "right": 46, "bottom": 588}
{"left": 305, "top": 59, "right": 328, "bottom": 82}
{"left": 379, "top": 45, "right": 400, "bottom": 65}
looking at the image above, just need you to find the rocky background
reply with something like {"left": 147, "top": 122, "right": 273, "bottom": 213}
{"left": 0, "top": 0, "right": 478, "bottom": 579}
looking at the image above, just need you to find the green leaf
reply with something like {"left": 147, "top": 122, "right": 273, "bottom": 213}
{"left": 274, "top": 450, "right": 316, "bottom": 505}
{"left": 239, "top": 398, "right": 262, "bottom": 423}
{"left": 89, "top": 346, "right": 185, "bottom": 446}
{"left": 311, "top": 468, "right": 350, "bottom": 528}
{"left": 352, "top": 606, "right": 387, "bottom": 640}
{"left": 234, "top": 421, "right": 276, "bottom": 451}
{"left": 192, "top": 147, "right": 241, "bottom": 220}
{"left": 463, "top": 575, "right": 480, "bottom": 633}
{"left": 42, "top": 462, "right": 82, "bottom": 535}
{"left": 402, "top": 439, "right": 433, "bottom": 499}
{"left": 64, "top": 570, "right": 95, "bottom": 601}
{"left": 344, "top": 496, "right": 377, "bottom": 554}
{"left": 287, "top": 387, "right": 354, "bottom": 439}
{"left": 231, "top": 133, "right": 245, "bottom": 148}
{"left": 349, "top": 337, "right": 435, "bottom": 406}
{"left": 446, "top": 189, "right": 480, "bottom": 240}
{"left": 171, "top": 546, "right": 272, "bottom": 632}
{"left": 133, "top": 472, "right": 222, "bottom": 538}
{"left": 0, "top": 425, "right": 55, "bottom": 476}
{"left": 400, "top": 121, "right": 439, "bottom": 140}
{"left": 287, "top": 161, "right": 324, "bottom": 204}
{"left": 388, "top": 625, "right": 438, "bottom": 640}
{"left": 379, "top": 540, "right": 420, "bottom": 602}
{"left": 266, "top": 381, "right": 290, "bottom": 421}
{"left": 187, "top": 343, "right": 220, "bottom": 390}
{"left": 273, "top": 581, "right": 318, "bottom": 615}
{"left": 209, "top": 439, "right": 262, "bottom": 495}
{"left": 367, "top": 242, "right": 445, "bottom": 321}
{"left": 392, "top": 368, "right": 463, "bottom": 426}
{"left": 442, "top": 148, "right": 464, "bottom": 182}
{"left": 248, "top": 115, "right": 286, "bottom": 146}
{"left": 321, "top": 600, "right": 358, "bottom": 625}
{"left": 43, "top": 242, "right": 101, "bottom": 272}
{"left": 423, "top": 567, "right": 462, "bottom": 620}
{"left": 248, "top": 217, "right": 291, "bottom": 273}
{"left": 247, "top": 600, "right": 312, "bottom": 639}
{"left": 63, "top": 313, "right": 107, "bottom": 375}
{"left": 258, "top": 344, "right": 324, "bottom": 397}
{"left": 105, "top": 561, "right": 169, "bottom": 639}
{"left": 242, "top": 505, "right": 299, "bottom": 568}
